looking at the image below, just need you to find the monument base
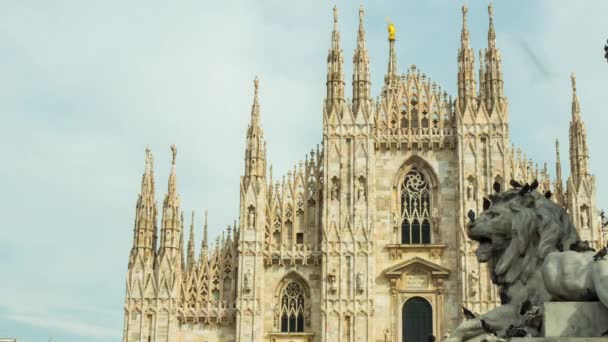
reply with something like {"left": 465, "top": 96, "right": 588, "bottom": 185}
{"left": 463, "top": 302, "right": 608, "bottom": 341}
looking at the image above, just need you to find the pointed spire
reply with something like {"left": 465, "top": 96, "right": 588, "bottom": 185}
{"left": 352, "top": 5, "right": 371, "bottom": 114}
{"left": 251, "top": 76, "right": 260, "bottom": 123}
{"left": 384, "top": 20, "right": 399, "bottom": 88}
{"left": 187, "top": 211, "right": 196, "bottom": 271}
{"left": 160, "top": 145, "right": 182, "bottom": 256}
{"left": 571, "top": 73, "right": 581, "bottom": 120}
{"left": 568, "top": 73, "right": 590, "bottom": 180}
{"left": 483, "top": 3, "right": 504, "bottom": 113}
{"left": 488, "top": 3, "right": 497, "bottom": 48}
{"left": 457, "top": 5, "right": 476, "bottom": 112}
{"left": 461, "top": 5, "right": 470, "bottom": 46}
{"left": 555, "top": 139, "right": 565, "bottom": 206}
{"left": 179, "top": 211, "right": 185, "bottom": 268}
{"left": 325, "top": 5, "right": 345, "bottom": 109}
{"left": 199, "top": 209, "right": 209, "bottom": 264}
{"left": 130, "top": 147, "right": 158, "bottom": 265}
{"left": 243, "top": 77, "right": 266, "bottom": 181}
{"left": 478, "top": 49, "right": 486, "bottom": 100}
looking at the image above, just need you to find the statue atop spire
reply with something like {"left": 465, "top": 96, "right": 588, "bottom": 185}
{"left": 171, "top": 144, "right": 177, "bottom": 165}
{"left": 384, "top": 19, "right": 398, "bottom": 87}
{"left": 571, "top": 73, "right": 581, "bottom": 119}
{"left": 488, "top": 3, "right": 497, "bottom": 48}
{"left": 388, "top": 22, "right": 396, "bottom": 41}
{"left": 333, "top": 5, "right": 338, "bottom": 28}
{"left": 461, "top": 5, "right": 469, "bottom": 43}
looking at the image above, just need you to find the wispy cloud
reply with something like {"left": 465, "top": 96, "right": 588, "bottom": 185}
{"left": 5, "top": 313, "right": 119, "bottom": 339}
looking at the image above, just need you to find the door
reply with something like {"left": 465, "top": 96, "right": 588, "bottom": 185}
{"left": 402, "top": 297, "right": 433, "bottom": 342}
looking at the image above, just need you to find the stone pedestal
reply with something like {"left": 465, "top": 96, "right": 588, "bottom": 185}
{"left": 463, "top": 302, "right": 608, "bottom": 342}
{"left": 542, "top": 302, "right": 608, "bottom": 338}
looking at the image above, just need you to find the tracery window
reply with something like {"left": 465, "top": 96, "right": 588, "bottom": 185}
{"left": 400, "top": 170, "right": 432, "bottom": 244}
{"left": 280, "top": 282, "right": 305, "bottom": 333}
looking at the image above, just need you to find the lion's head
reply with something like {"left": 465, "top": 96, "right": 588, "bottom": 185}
{"left": 467, "top": 185, "right": 580, "bottom": 286}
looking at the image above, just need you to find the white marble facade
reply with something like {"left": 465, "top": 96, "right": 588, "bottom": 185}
{"left": 122, "top": 4, "right": 604, "bottom": 342}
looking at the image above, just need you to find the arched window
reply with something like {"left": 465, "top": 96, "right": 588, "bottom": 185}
{"left": 280, "top": 282, "right": 305, "bottom": 333}
{"left": 400, "top": 170, "right": 432, "bottom": 244}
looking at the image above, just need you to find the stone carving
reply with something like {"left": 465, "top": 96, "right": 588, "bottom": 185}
{"left": 305, "top": 303, "right": 311, "bottom": 326}
{"left": 243, "top": 269, "right": 252, "bottom": 293}
{"left": 356, "top": 272, "right": 364, "bottom": 294}
{"left": 447, "top": 184, "right": 608, "bottom": 341}
{"left": 247, "top": 206, "right": 256, "bottom": 230}
{"left": 581, "top": 206, "right": 589, "bottom": 229}
{"left": 393, "top": 211, "right": 400, "bottom": 228}
{"left": 468, "top": 269, "right": 479, "bottom": 297}
{"left": 431, "top": 207, "right": 440, "bottom": 232}
{"left": 328, "top": 269, "right": 337, "bottom": 294}
{"left": 466, "top": 177, "right": 475, "bottom": 201}
{"left": 356, "top": 177, "right": 366, "bottom": 202}
{"left": 330, "top": 177, "right": 340, "bottom": 201}
{"left": 383, "top": 329, "right": 391, "bottom": 342}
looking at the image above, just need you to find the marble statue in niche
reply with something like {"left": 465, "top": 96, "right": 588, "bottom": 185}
{"left": 330, "top": 177, "right": 340, "bottom": 201}
{"left": 243, "top": 269, "right": 252, "bottom": 293}
{"left": 247, "top": 205, "right": 256, "bottom": 230}
{"left": 431, "top": 207, "right": 440, "bottom": 233}
{"left": 356, "top": 272, "right": 364, "bottom": 294}
{"left": 468, "top": 269, "right": 479, "bottom": 297}
{"left": 356, "top": 176, "right": 366, "bottom": 202}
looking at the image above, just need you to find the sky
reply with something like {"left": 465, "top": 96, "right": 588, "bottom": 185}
{"left": 1, "top": 0, "right": 607, "bottom": 341}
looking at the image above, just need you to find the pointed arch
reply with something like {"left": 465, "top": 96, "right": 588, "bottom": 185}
{"left": 393, "top": 156, "right": 438, "bottom": 245}
{"left": 274, "top": 271, "right": 311, "bottom": 333}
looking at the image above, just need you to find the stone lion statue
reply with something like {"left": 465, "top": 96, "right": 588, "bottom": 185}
{"left": 446, "top": 184, "right": 608, "bottom": 341}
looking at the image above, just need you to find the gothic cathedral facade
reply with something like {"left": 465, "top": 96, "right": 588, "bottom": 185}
{"left": 123, "top": 5, "right": 604, "bottom": 342}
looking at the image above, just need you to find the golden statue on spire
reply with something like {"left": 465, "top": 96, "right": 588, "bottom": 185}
{"left": 387, "top": 19, "right": 396, "bottom": 41}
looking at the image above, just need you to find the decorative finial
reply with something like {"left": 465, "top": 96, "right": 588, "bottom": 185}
{"left": 488, "top": 3, "right": 494, "bottom": 21}
{"left": 170, "top": 144, "right": 177, "bottom": 165}
{"left": 254, "top": 76, "right": 259, "bottom": 96}
{"left": 359, "top": 5, "right": 364, "bottom": 21}
{"left": 571, "top": 73, "right": 577, "bottom": 92}
{"left": 462, "top": 5, "right": 468, "bottom": 20}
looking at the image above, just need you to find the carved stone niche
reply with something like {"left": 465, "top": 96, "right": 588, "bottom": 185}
{"left": 383, "top": 256, "right": 450, "bottom": 292}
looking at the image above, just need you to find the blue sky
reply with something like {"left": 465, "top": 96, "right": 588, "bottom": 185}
{"left": 1, "top": 0, "right": 607, "bottom": 341}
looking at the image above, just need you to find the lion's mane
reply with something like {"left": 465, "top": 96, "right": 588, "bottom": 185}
{"left": 470, "top": 189, "right": 580, "bottom": 293}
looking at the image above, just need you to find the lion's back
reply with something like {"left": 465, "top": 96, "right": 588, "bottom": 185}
{"left": 542, "top": 251, "right": 595, "bottom": 301}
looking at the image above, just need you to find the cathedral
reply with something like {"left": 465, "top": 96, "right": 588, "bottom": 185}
{"left": 122, "top": 4, "right": 604, "bottom": 342}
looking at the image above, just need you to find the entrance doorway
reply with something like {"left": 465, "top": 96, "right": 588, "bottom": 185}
{"left": 402, "top": 297, "right": 433, "bottom": 342}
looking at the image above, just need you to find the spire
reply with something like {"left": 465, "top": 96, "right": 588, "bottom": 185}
{"left": 478, "top": 49, "right": 486, "bottom": 100}
{"left": 568, "top": 73, "right": 590, "bottom": 179}
{"left": 483, "top": 3, "right": 505, "bottom": 112}
{"left": 160, "top": 145, "right": 182, "bottom": 256}
{"left": 187, "top": 211, "right": 196, "bottom": 271}
{"left": 384, "top": 20, "right": 399, "bottom": 88}
{"left": 130, "top": 147, "right": 158, "bottom": 265}
{"left": 251, "top": 76, "right": 260, "bottom": 124}
{"left": 571, "top": 73, "right": 581, "bottom": 120}
{"left": 179, "top": 211, "right": 185, "bottom": 269}
{"left": 352, "top": 5, "right": 371, "bottom": 114}
{"left": 244, "top": 77, "right": 266, "bottom": 181}
{"left": 457, "top": 5, "right": 476, "bottom": 112}
{"left": 325, "top": 5, "right": 345, "bottom": 108}
{"left": 555, "top": 139, "right": 565, "bottom": 206}
{"left": 488, "top": 3, "right": 496, "bottom": 49}
{"left": 199, "top": 209, "right": 209, "bottom": 264}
